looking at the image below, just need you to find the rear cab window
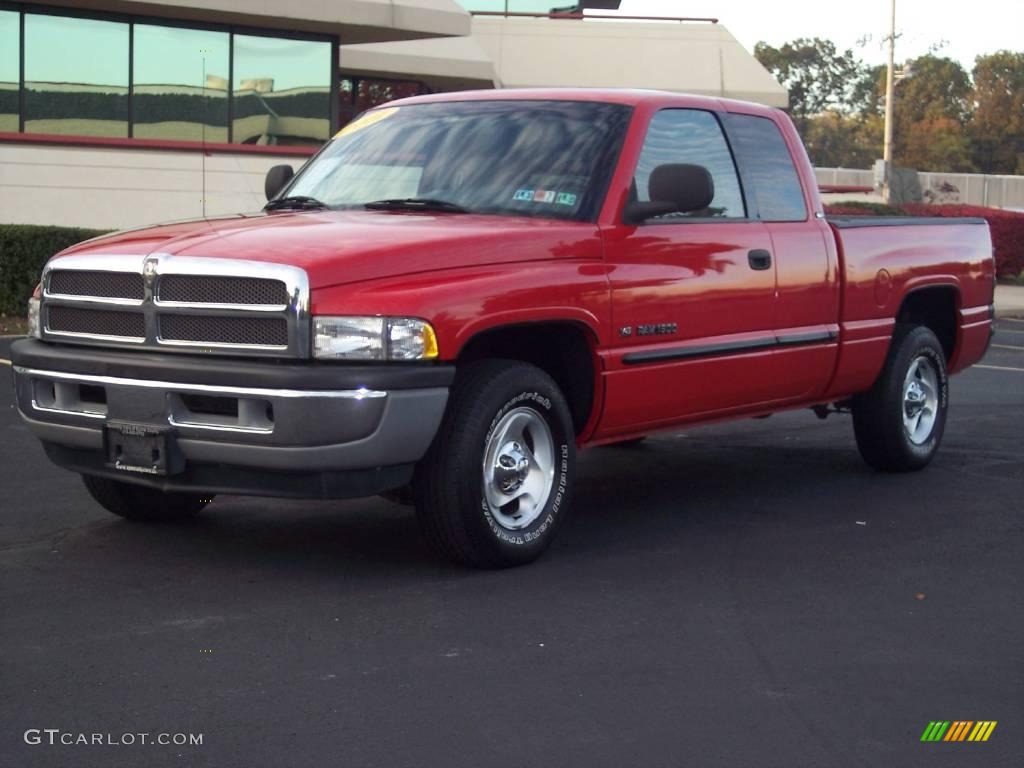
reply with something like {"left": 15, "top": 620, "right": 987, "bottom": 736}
{"left": 725, "top": 113, "right": 808, "bottom": 222}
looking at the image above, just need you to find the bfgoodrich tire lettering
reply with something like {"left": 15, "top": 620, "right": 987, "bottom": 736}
{"left": 413, "top": 360, "right": 576, "bottom": 568}
{"left": 852, "top": 324, "right": 949, "bottom": 472}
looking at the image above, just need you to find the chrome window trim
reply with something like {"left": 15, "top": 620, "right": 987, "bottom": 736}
{"left": 15, "top": 367, "right": 387, "bottom": 400}
{"left": 39, "top": 253, "right": 310, "bottom": 358}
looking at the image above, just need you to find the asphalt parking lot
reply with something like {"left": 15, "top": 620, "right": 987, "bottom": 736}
{"left": 1, "top": 325, "right": 1021, "bottom": 768}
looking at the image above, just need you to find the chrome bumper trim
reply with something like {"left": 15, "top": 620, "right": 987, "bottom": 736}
{"left": 14, "top": 366, "right": 387, "bottom": 400}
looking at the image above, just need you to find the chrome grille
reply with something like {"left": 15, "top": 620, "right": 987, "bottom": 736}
{"left": 160, "top": 315, "right": 288, "bottom": 346}
{"left": 48, "top": 270, "right": 144, "bottom": 300}
{"left": 47, "top": 306, "right": 146, "bottom": 339}
{"left": 158, "top": 275, "right": 289, "bottom": 306}
{"left": 39, "top": 254, "right": 310, "bottom": 358}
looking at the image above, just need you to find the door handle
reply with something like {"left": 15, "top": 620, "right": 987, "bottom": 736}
{"left": 748, "top": 249, "right": 772, "bottom": 270}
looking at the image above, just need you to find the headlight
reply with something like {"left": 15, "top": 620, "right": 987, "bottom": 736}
{"left": 27, "top": 283, "right": 42, "bottom": 339}
{"left": 313, "top": 316, "right": 438, "bottom": 360}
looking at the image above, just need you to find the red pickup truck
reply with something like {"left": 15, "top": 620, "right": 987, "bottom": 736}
{"left": 12, "top": 89, "right": 995, "bottom": 567}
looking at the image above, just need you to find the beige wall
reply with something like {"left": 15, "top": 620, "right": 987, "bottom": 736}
{"left": 0, "top": 143, "right": 307, "bottom": 229}
{"left": 471, "top": 17, "right": 788, "bottom": 107}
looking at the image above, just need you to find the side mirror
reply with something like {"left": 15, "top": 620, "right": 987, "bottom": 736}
{"left": 623, "top": 163, "right": 715, "bottom": 224}
{"left": 265, "top": 164, "right": 295, "bottom": 201}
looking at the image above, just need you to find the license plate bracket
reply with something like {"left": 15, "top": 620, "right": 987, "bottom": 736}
{"left": 105, "top": 422, "right": 182, "bottom": 476}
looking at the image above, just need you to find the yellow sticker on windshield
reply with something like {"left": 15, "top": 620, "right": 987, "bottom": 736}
{"left": 334, "top": 107, "right": 399, "bottom": 139}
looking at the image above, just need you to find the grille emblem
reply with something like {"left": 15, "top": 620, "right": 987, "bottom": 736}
{"left": 143, "top": 257, "right": 159, "bottom": 290}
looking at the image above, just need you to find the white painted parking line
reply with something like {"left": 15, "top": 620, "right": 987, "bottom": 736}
{"left": 0, "top": 334, "right": 25, "bottom": 339}
{"left": 992, "top": 344, "right": 1024, "bottom": 351}
{"left": 975, "top": 364, "right": 1024, "bottom": 373}
{"left": 995, "top": 328, "right": 1024, "bottom": 334}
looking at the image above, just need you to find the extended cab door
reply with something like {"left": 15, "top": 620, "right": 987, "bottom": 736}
{"left": 724, "top": 112, "right": 840, "bottom": 402}
{"left": 598, "top": 108, "right": 781, "bottom": 435}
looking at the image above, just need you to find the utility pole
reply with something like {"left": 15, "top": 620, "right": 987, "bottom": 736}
{"left": 882, "top": 0, "right": 896, "bottom": 203}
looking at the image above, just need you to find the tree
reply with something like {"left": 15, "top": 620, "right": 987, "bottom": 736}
{"left": 850, "top": 64, "right": 886, "bottom": 117}
{"left": 754, "top": 38, "right": 865, "bottom": 131}
{"left": 969, "top": 51, "right": 1024, "bottom": 173}
{"left": 901, "top": 115, "right": 976, "bottom": 172}
{"left": 892, "top": 55, "right": 975, "bottom": 171}
{"left": 804, "top": 111, "right": 882, "bottom": 168}
{"left": 895, "top": 54, "right": 973, "bottom": 125}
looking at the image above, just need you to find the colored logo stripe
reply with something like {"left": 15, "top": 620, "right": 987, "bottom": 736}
{"left": 921, "top": 721, "right": 996, "bottom": 742}
{"left": 968, "top": 722, "right": 997, "bottom": 742}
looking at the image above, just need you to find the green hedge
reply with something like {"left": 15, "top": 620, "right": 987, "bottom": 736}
{"left": 0, "top": 225, "right": 112, "bottom": 316}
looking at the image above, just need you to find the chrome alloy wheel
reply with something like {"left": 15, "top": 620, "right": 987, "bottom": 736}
{"left": 482, "top": 407, "right": 556, "bottom": 531}
{"left": 902, "top": 355, "right": 940, "bottom": 445}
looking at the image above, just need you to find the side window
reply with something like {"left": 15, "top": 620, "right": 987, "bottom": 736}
{"left": 633, "top": 109, "right": 745, "bottom": 220}
{"left": 726, "top": 114, "right": 807, "bottom": 221}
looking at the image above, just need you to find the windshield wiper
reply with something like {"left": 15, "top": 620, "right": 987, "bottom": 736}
{"left": 363, "top": 198, "right": 470, "bottom": 214}
{"left": 264, "top": 195, "right": 329, "bottom": 211}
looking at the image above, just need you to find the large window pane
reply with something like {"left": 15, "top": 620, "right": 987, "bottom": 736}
{"left": 634, "top": 109, "right": 746, "bottom": 219}
{"left": 726, "top": 114, "right": 807, "bottom": 221}
{"left": 232, "top": 34, "right": 331, "bottom": 146}
{"left": 133, "top": 25, "right": 229, "bottom": 142}
{"left": 24, "top": 14, "right": 128, "bottom": 137}
{"left": 0, "top": 11, "right": 17, "bottom": 132}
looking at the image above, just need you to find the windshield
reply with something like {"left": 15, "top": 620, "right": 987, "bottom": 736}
{"left": 282, "top": 100, "right": 632, "bottom": 221}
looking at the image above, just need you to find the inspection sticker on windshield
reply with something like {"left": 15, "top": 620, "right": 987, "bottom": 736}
{"left": 334, "top": 107, "right": 399, "bottom": 139}
{"left": 513, "top": 188, "right": 577, "bottom": 205}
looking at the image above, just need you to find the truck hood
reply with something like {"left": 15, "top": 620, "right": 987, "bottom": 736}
{"left": 58, "top": 210, "right": 603, "bottom": 289}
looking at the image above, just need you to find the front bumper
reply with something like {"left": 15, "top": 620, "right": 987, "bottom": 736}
{"left": 11, "top": 339, "right": 453, "bottom": 499}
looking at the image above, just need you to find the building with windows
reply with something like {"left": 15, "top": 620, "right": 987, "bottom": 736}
{"left": 0, "top": 0, "right": 473, "bottom": 228}
{"left": 0, "top": 0, "right": 787, "bottom": 229}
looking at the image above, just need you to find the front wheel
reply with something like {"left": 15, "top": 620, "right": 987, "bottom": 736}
{"left": 851, "top": 325, "right": 949, "bottom": 472}
{"left": 82, "top": 475, "right": 212, "bottom": 522}
{"left": 413, "top": 360, "right": 576, "bottom": 568}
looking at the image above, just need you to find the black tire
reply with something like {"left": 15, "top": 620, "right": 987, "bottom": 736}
{"left": 413, "top": 360, "right": 576, "bottom": 568}
{"left": 82, "top": 475, "right": 212, "bottom": 522}
{"left": 851, "top": 324, "right": 949, "bottom": 472}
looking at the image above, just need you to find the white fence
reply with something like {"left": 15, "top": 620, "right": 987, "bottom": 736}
{"left": 814, "top": 167, "right": 1024, "bottom": 211}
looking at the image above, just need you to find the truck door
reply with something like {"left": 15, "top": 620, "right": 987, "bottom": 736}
{"left": 599, "top": 108, "right": 781, "bottom": 435}
{"left": 724, "top": 113, "right": 841, "bottom": 402}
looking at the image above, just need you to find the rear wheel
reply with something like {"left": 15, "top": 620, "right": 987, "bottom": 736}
{"left": 413, "top": 360, "right": 576, "bottom": 568}
{"left": 82, "top": 475, "right": 212, "bottom": 522}
{"left": 852, "top": 325, "right": 949, "bottom": 472}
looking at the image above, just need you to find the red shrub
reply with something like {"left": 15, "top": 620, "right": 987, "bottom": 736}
{"left": 825, "top": 202, "right": 1024, "bottom": 277}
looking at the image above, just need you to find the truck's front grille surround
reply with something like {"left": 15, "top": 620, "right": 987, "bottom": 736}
{"left": 40, "top": 254, "right": 309, "bottom": 358}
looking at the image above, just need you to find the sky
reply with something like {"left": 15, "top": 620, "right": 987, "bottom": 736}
{"left": 610, "top": 0, "right": 1023, "bottom": 70}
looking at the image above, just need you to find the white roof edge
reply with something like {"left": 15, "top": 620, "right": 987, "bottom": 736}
{"left": 339, "top": 37, "right": 498, "bottom": 84}
{"left": 17, "top": 0, "right": 473, "bottom": 41}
